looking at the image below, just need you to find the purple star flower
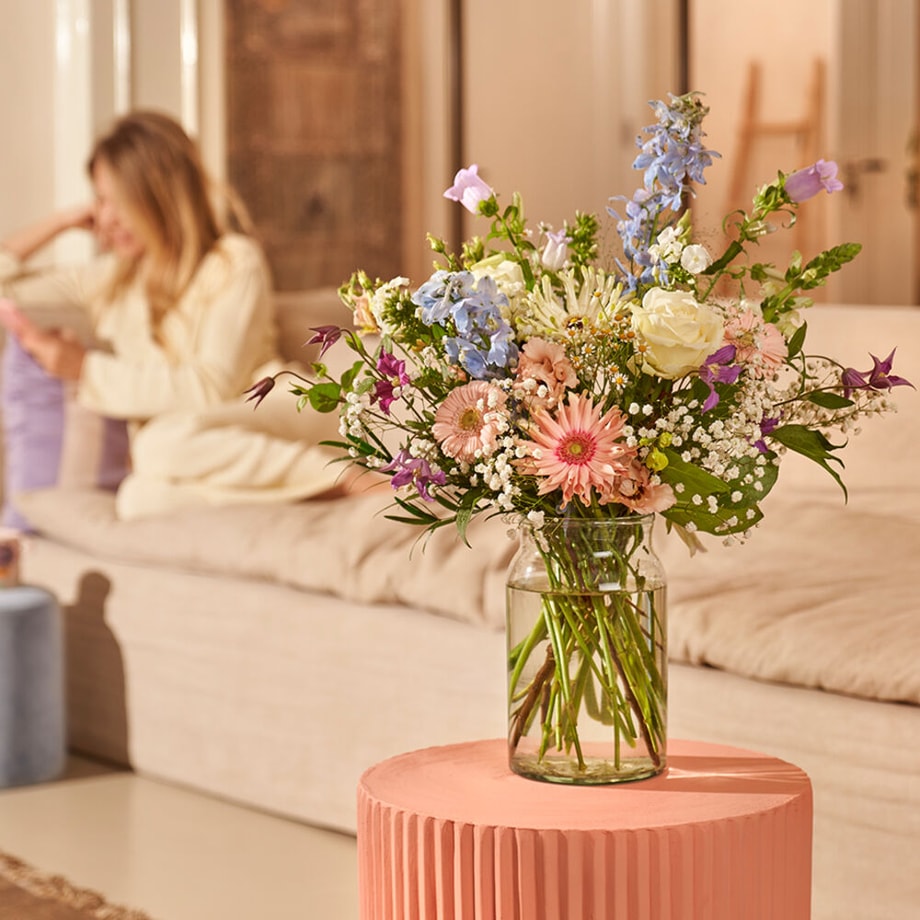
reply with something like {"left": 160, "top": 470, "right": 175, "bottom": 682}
{"left": 381, "top": 450, "right": 446, "bottom": 502}
{"left": 374, "top": 351, "right": 410, "bottom": 415}
{"left": 306, "top": 325, "right": 343, "bottom": 358}
{"left": 841, "top": 349, "right": 914, "bottom": 399}
{"left": 699, "top": 344, "right": 741, "bottom": 412}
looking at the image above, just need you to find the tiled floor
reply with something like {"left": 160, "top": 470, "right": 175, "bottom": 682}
{"left": 0, "top": 758, "right": 359, "bottom": 919}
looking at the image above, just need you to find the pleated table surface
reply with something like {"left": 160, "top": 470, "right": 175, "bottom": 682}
{"left": 357, "top": 738, "right": 812, "bottom": 920}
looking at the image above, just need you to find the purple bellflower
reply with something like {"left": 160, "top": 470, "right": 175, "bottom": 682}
{"left": 443, "top": 164, "right": 494, "bottom": 214}
{"left": 784, "top": 160, "right": 844, "bottom": 202}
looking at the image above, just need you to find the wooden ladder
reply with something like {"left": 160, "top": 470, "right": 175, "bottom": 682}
{"left": 726, "top": 58, "right": 826, "bottom": 248}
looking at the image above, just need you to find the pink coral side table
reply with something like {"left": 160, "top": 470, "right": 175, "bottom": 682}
{"left": 357, "top": 738, "right": 812, "bottom": 920}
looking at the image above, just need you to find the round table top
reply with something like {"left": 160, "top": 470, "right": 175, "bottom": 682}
{"left": 359, "top": 737, "right": 811, "bottom": 832}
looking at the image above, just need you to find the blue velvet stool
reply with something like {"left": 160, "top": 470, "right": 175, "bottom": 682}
{"left": 0, "top": 585, "right": 66, "bottom": 787}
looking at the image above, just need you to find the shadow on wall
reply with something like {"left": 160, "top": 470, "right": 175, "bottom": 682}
{"left": 63, "top": 572, "right": 130, "bottom": 767}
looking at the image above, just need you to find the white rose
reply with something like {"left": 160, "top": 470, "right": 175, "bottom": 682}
{"left": 679, "top": 244, "right": 712, "bottom": 274}
{"left": 469, "top": 255, "right": 526, "bottom": 306}
{"left": 631, "top": 287, "right": 725, "bottom": 379}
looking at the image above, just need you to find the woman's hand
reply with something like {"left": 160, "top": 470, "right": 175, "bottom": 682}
{"left": 18, "top": 325, "right": 87, "bottom": 382}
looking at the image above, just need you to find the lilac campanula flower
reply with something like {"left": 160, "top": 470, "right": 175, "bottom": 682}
{"left": 306, "top": 325, "right": 343, "bottom": 358}
{"left": 841, "top": 349, "right": 914, "bottom": 398}
{"left": 374, "top": 352, "right": 411, "bottom": 415}
{"left": 382, "top": 450, "right": 446, "bottom": 502}
{"left": 443, "top": 164, "right": 494, "bottom": 214}
{"left": 784, "top": 160, "right": 844, "bottom": 202}
{"left": 699, "top": 345, "right": 741, "bottom": 412}
{"left": 540, "top": 228, "right": 570, "bottom": 270}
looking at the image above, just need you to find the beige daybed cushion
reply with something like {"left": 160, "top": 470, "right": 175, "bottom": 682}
{"left": 17, "top": 487, "right": 515, "bottom": 630}
{"left": 18, "top": 475, "right": 920, "bottom": 709}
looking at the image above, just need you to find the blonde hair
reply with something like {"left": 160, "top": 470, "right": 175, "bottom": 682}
{"left": 88, "top": 110, "right": 251, "bottom": 328}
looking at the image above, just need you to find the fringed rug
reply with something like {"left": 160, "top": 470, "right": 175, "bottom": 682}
{"left": 0, "top": 850, "right": 156, "bottom": 920}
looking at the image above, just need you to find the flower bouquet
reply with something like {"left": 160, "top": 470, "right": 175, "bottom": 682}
{"left": 250, "top": 92, "right": 910, "bottom": 783}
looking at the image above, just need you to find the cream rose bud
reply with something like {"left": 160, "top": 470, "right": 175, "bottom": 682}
{"left": 631, "top": 287, "right": 725, "bottom": 379}
{"left": 679, "top": 243, "right": 712, "bottom": 274}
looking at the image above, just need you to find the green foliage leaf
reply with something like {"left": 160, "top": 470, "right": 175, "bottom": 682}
{"left": 770, "top": 424, "right": 847, "bottom": 497}
{"left": 806, "top": 391, "right": 853, "bottom": 410}
{"left": 787, "top": 321, "right": 807, "bottom": 359}
{"left": 306, "top": 382, "right": 342, "bottom": 413}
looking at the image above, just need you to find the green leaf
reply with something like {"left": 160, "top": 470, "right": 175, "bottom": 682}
{"left": 806, "top": 391, "right": 853, "bottom": 410}
{"left": 770, "top": 424, "right": 848, "bottom": 497}
{"left": 659, "top": 450, "right": 731, "bottom": 496}
{"left": 340, "top": 359, "right": 365, "bottom": 392}
{"left": 787, "top": 321, "right": 807, "bottom": 359}
{"left": 306, "top": 382, "right": 342, "bottom": 413}
{"left": 658, "top": 450, "right": 779, "bottom": 537}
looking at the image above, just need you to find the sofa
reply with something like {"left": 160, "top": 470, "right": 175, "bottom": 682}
{"left": 4, "top": 291, "right": 919, "bottom": 920}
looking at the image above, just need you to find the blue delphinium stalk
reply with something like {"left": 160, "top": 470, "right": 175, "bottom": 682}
{"left": 610, "top": 93, "right": 720, "bottom": 289}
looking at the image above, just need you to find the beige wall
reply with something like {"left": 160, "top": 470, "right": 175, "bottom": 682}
{"left": 460, "top": 0, "right": 680, "bottom": 244}
{"left": 0, "top": 1, "right": 57, "bottom": 244}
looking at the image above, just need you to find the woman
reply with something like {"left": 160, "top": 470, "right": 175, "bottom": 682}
{"left": 0, "top": 110, "right": 344, "bottom": 519}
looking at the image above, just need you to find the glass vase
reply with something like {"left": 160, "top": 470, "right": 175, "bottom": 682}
{"left": 506, "top": 515, "right": 667, "bottom": 784}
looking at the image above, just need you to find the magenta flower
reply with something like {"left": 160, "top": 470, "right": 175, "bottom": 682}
{"left": 244, "top": 375, "right": 276, "bottom": 408}
{"left": 306, "top": 325, "right": 343, "bottom": 358}
{"left": 699, "top": 345, "right": 742, "bottom": 412}
{"left": 753, "top": 415, "right": 781, "bottom": 454}
{"left": 443, "top": 164, "right": 494, "bottom": 214}
{"left": 381, "top": 450, "right": 446, "bottom": 502}
{"left": 784, "top": 159, "right": 844, "bottom": 202}
{"left": 841, "top": 349, "right": 914, "bottom": 399}
{"left": 374, "top": 351, "right": 410, "bottom": 415}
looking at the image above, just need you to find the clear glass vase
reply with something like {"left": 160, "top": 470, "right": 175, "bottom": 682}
{"left": 506, "top": 515, "right": 667, "bottom": 784}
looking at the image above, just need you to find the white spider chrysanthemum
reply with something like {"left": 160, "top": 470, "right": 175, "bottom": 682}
{"left": 517, "top": 267, "right": 627, "bottom": 336}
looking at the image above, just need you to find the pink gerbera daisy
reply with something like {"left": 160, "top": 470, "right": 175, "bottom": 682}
{"left": 724, "top": 306, "right": 787, "bottom": 378}
{"left": 523, "top": 394, "right": 631, "bottom": 508}
{"left": 433, "top": 381, "right": 506, "bottom": 462}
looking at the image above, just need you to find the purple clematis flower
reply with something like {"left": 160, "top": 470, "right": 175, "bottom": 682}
{"left": 699, "top": 344, "right": 741, "bottom": 411}
{"left": 306, "top": 325, "right": 343, "bottom": 358}
{"left": 374, "top": 351, "right": 410, "bottom": 415}
{"left": 381, "top": 450, "right": 446, "bottom": 502}
{"left": 753, "top": 415, "right": 781, "bottom": 454}
{"left": 841, "top": 349, "right": 914, "bottom": 399}
{"left": 784, "top": 159, "right": 844, "bottom": 202}
{"left": 244, "top": 375, "right": 276, "bottom": 409}
{"left": 443, "top": 164, "right": 494, "bottom": 214}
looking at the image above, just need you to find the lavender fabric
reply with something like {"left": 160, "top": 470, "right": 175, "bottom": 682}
{"left": 1, "top": 337, "right": 65, "bottom": 530}
{"left": 1, "top": 336, "right": 130, "bottom": 531}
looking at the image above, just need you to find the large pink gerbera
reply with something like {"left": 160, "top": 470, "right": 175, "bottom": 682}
{"left": 523, "top": 394, "right": 631, "bottom": 508}
{"left": 433, "top": 381, "right": 507, "bottom": 462}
